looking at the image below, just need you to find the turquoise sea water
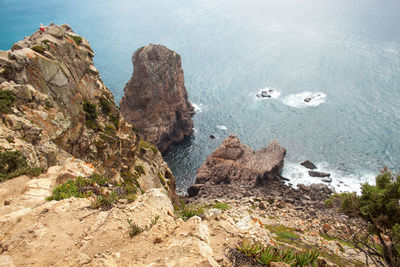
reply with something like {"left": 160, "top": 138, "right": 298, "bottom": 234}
{"left": 1, "top": 0, "right": 399, "bottom": 192}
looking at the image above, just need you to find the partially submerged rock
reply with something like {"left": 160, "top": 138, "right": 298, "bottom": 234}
{"left": 309, "top": 171, "right": 331, "bottom": 177}
{"left": 300, "top": 160, "right": 317, "bottom": 170}
{"left": 120, "top": 44, "right": 195, "bottom": 153}
{"left": 191, "top": 135, "right": 286, "bottom": 195}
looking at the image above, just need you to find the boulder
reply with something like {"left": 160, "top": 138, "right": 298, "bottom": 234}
{"left": 120, "top": 44, "right": 194, "bottom": 153}
{"left": 300, "top": 160, "right": 317, "bottom": 170}
{"left": 194, "top": 135, "right": 286, "bottom": 186}
{"left": 309, "top": 171, "right": 330, "bottom": 177}
{"left": 188, "top": 184, "right": 204, "bottom": 197}
{"left": 46, "top": 25, "right": 65, "bottom": 38}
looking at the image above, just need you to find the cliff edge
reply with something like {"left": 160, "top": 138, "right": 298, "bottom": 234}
{"left": 0, "top": 24, "right": 176, "bottom": 200}
{"left": 120, "top": 44, "right": 194, "bottom": 153}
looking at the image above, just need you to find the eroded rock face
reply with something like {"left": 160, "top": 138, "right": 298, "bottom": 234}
{"left": 120, "top": 44, "right": 194, "bottom": 153}
{"left": 194, "top": 135, "right": 286, "bottom": 189}
{"left": 0, "top": 25, "right": 177, "bottom": 201}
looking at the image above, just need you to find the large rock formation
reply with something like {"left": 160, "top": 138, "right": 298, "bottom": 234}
{"left": 120, "top": 44, "right": 194, "bottom": 153}
{"left": 189, "top": 135, "right": 286, "bottom": 196}
{"left": 0, "top": 24, "right": 176, "bottom": 201}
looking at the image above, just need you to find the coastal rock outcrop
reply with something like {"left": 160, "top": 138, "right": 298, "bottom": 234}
{"left": 191, "top": 135, "right": 286, "bottom": 194}
{"left": 0, "top": 25, "right": 176, "bottom": 200}
{"left": 120, "top": 44, "right": 194, "bottom": 153}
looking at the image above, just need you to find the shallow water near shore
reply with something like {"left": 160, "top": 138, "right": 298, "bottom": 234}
{"left": 1, "top": 0, "right": 399, "bottom": 193}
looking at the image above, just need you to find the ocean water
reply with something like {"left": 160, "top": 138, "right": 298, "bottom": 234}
{"left": 1, "top": 0, "right": 399, "bottom": 193}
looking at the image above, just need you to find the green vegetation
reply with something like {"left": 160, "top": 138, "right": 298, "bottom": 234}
{"left": 44, "top": 99, "right": 54, "bottom": 110}
{"left": 90, "top": 192, "right": 118, "bottom": 210}
{"left": 127, "top": 219, "right": 143, "bottom": 237}
{"left": 99, "top": 98, "right": 111, "bottom": 114}
{"left": 47, "top": 172, "right": 143, "bottom": 209}
{"left": 128, "top": 215, "right": 159, "bottom": 237}
{"left": 158, "top": 172, "right": 166, "bottom": 186}
{"left": 264, "top": 224, "right": 300, "bottom": 243}
{"left": 213, "top": 202, "right": 230, "bottom": 210}
{"left": 131, "top": 123, "right": 139, "bottom": 132}
{"left": 237, "top": 240, "right": 320, "bottom": 266}
{"left": 68, "top": 35, "right": 82, "bottom": 46}
{"left": 174, "top": 200, "right": 205, "bottom": 221}
{"left": 138, "top": 139, "right": 157, "bottom": 154}
{"left": 47, "top": 177, "right": 92, "bottom": 201}
{"left": 0, "top": 150, "right": 42, "bottom": 182}
{"left": 31, "top": 45, "right": 46, "bottom": 54}
{"left": 0, "top": 90, "right": 16, "bottom": 114}
{"left": 134, "top": 165, "right": 145, "bottom": 176}
{"left": 82, "top": 101, "right": 98, "bottom": 130}
{"left": 109, "top": 114, "right": 119, "bottom": 130}
{"left": 5, "top": 136, "right": 14, "bottom": 143}
{"left": 325, "top": 167, "right": 400, "bottom": 267}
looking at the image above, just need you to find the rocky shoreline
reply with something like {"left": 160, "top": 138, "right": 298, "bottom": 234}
{"left": 0, "top": 25, "right": 370, "bottom": 266}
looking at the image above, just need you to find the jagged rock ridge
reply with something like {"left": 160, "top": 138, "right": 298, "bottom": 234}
{"left": 189, "top": 135, "right": 286, "bottom": 196}
{"left": 120, "top": 44, "right": 194, "bottom": 153}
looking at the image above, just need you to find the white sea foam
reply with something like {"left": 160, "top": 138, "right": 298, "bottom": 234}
{"left": 281, "top": 161, "right": 375, "bottom": 194}
{"left": 282, "top": 91, "right": 326, "bottom": 108}
{"left": 192, "top": 103, "right": 205, "bottom": 113}
{"left": 217, "top": 125, "right": 227, "bottom": 131}
{"left": 255, "top": 87, "right": 281, "bottom": 99}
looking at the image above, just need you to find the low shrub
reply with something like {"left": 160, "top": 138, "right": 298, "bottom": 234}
{"left": 82, "top": 101, "right": 98, "bottom": 130}
{"left": 47, "top": 177, "right": 91, "bottom": 201}
{"left": 31, "top": 45, "right": 46, "bottom": 54}
{"left": 127, "top": 219, "right": 143, "bottom": 237}
{"left": 237, "top": 240, "right": 320, "bottom": 266}
{"left": 0, "top": 90, "right": 16, "bottom": 114}
{"left": 138, "top": 139, "right": 157, "bottom": 154}
{"left": 69, "top": 35, "right": 82, "bottom": 46}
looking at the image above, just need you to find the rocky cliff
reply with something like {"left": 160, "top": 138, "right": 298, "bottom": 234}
{"left": 0, "top": 24, "right": 176, "bottom": 200}
{"left": 0, "top": 26, "right": 369, "bottom": 267}
{"left": 120, "top": 44, "right": 194, "bottom": 153}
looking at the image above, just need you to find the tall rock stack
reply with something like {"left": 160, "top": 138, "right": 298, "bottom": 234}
{"left": 120, "top": 44, "right": 194, "bottom": 153}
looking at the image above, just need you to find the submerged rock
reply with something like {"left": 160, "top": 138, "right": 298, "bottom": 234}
{"left": 194, "top": 135, "right": 286, "bottom": 189}
{"left": 120, "top": 44, "right": 194, "bottom": 153}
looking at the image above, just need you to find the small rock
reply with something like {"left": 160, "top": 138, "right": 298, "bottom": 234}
{"left": 300, "top": 160, "right": 317, "bottom": 170}
{"left": 322, "top": 177, "right": 332, "bottom": 183}
{"left": 77, "top": 252, "right": 91, "bottom": 265}
{"left": 304, "top": 97, "right": 312, "bottom": 102}
{"left": 276, "top": 201, "right": 285, "bottom": 209}
{"left": 209, "top": 135, "right": 215, "bottom": 139}
{"left": 11, "top": 43, "right": 23, "bottom": 52}
{"left": 322, "top": 223, "right": 333, "bottom": 233}
{"left": 309, "top": 171, "right": 330, "bottom": 177}
{"left": 258, "top": 201, "right": 267, "bottom": 210}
